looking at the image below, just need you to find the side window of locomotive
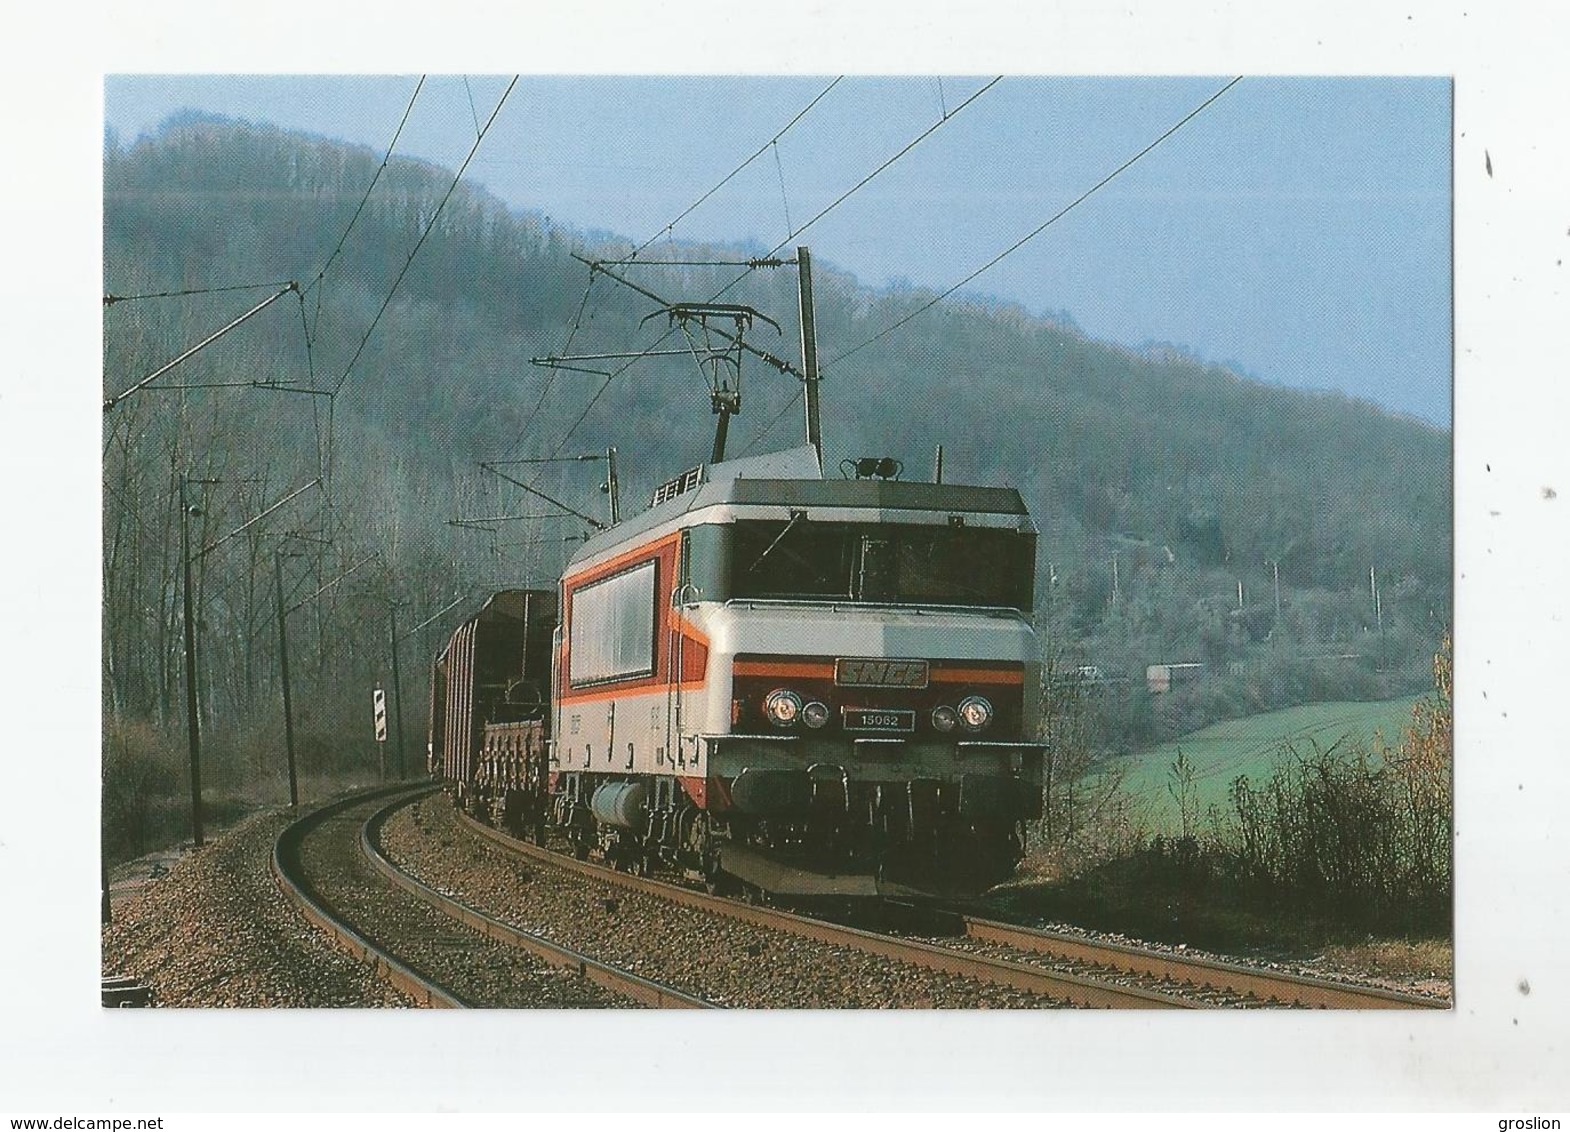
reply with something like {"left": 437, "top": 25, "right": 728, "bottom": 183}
{"left": 567, "top": 560, "right": 658, "bottom": 686}
{"left": 674, "top": 529, "right": 692, "bottom": 604}
{"left": 674, "top": 524, "right": 728, "bottom": 604}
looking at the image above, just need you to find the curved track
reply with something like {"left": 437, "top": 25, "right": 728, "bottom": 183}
{"left": 273, "top": 785, "right": 712, "bottom": 1008}
{"left": 272, "top": 785, "right": 460, "bottom": 1007}
{"left": 451, "top": 804, "right": 1443, "bottom": 1010}
{"left": 449, "top": 807, "right": 1190, "bottom": 1008}
{"left": 936, "top": 913, "right": 1443, "bottom": 1009}
{"left": 359, "top": 797, "right": 711, "bottom": 1008}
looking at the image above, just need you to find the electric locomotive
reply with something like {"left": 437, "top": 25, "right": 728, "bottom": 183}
{"left": 433, "top": 443, "right": 1045, "bottom": 896}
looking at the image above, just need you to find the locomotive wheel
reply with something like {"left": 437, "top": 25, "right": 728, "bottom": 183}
{"left": 702, "top": 862, "right": 736, "bottom": 897}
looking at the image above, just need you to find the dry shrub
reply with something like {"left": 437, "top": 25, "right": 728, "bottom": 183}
{"left": 1216, "top": 635, "right": 1452, "bottom": 927}
{"left": 102, "top": 718, "right": 186, "bottom": 862}
{"left": 1025, "top": 654, "right": 1150, "bottom": 881}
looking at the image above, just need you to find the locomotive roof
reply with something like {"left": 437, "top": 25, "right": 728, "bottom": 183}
{"left": 567, "top": 462, "right": 1031, "bottom": 571}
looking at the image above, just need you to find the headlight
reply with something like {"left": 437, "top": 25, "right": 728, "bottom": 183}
{"left": 801, "top": 701, "right": 830, "bottom": 728}
{"left": 931, "top": 705, "right": 958, "bottom": 732}
{"left": 764, "top": 689, "right": 803, "bottom": 728}
{"left": 957, "top": 695, "right": 993, "bottom": 732}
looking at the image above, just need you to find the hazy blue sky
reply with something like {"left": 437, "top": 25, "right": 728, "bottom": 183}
{"left": 104, "top": 74, "right": 1452, "bottom": 425}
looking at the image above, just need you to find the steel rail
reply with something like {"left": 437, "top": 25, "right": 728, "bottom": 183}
{"left": 450, "top": 807, "right": 1189, "bottom": 1009}
{"left": 360, "top": 797, "right": 714, "bottom": 1010}
{"left": 953, "top": 914, "right": 1445, "bottom": 1010}
{"left": 271, "top": 784, "right": 465, "bottom": 1008}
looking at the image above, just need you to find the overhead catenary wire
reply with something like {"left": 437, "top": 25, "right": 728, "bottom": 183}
{"left": 103, "top": 282, "right": 300, "bottom": 411}
{"left": 626, "top": 76, "right": 843, "bottom": 261}
{"left": 737, "top": 387, "right": 805, "bottom": 457}
{"left": 599, "top": 258, "right": 788, "bottom": 269}
{"left": 404, "top": 590, "right": 483, "bottom": 640}
{"left": 103, "top": 280, "right": 298, "bottom": 307}
{"left": 501, "top": 271, "right": 601, "bottom": 459}
{"left": 827, "top": 76, "right": 1244, "bottom": 369}
{"left": 723, "top": 76, "right": 1002, "bottom": 295}
{"left": 104, "top": 75, "right": 422, "bottom": 436}
{"left": 285, "top": 553, "right": 378, "bottom": 616}
{"left": 771, "top": 140, "right": 794, "bottom": 242}
{"left": 462, "top": 76, "right": 482, "bottom": 137}
{"left": 296, "top": 73, "right": 422, "bottom": 476}
{"left": 536, "top": 78, "right": 1001, "bottom": 471}
{"left": 511, "top": 271, "right": 602, "bottom": 439}
{"left": 745, "top": 76, "right": 1231, "bottom": 458}
{"left": 305, "top": 75, "right": 426, "bottom": 307}
{"left": 497, "top": 77, "right": 843, "bottom": 469}
{"left": 194, "top": 477, "right": 322, "bottom": 561}
{"left": 291, "top": 290, "right": 333, "bottom": 492}
{"left": 482, "top": 454, "right": 605, "bottom": 465}
{"left": 478, "top": 461, "right": 607, "bottom": 530}
{"left": 331, "top": 76, "right": 517, "bottom": 398}
{"left": 448, "top": 511, "right": 574, "bottom": 528}
{"left": 309, "top": 79, "right": 519, "bottom": 568}
{"left": 131, "top": 379, "right": 303, "bottom": 392}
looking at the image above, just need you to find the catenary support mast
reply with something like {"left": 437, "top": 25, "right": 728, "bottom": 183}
{"left": 797, "top": 246, "right": 823, "bottom": 466}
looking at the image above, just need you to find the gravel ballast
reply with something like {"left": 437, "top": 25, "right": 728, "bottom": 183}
{"left": 101, "top": 810, "right": 411, "bottom": 1008}
{"left": 293, "top": 799, "right": 624, "bottom": 1008}
{"left": 381, "top": 796, "right": 1073, "bottom": 1008}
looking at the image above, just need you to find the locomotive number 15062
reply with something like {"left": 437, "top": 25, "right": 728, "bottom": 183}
{"left": 842, "top": 708, "right": 917, "bottom": 732}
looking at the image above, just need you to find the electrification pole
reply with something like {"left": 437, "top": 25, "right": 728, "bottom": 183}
{"left": 797, "top": 246, "right": 823, "bottom": 467}
{"left": 1371, "top": 566, "right": 1385, "bottom": 672}
{"left": 605, "top": 446, "right": 621, "bottom": 525}
{"left": 179, "top": 476, "right": 208, "bottom": 847}
{"left": 390, "top": 601, "right": 407, "bottom": 779}
{"left": 273, "top": 550, "right": 300, "bottom": 808}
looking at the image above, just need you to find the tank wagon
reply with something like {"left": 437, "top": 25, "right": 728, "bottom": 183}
{"left": 431, "top": 444, "right": 1045, "bottom": 896}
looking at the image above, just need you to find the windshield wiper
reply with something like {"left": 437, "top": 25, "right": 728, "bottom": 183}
{"left": 747, "top": 511, "right": 807, "bottom": 574}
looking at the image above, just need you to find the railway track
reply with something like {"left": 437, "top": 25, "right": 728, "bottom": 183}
{"left": 272, "top": 785, "right": 711, "bottom": 1008}
{"left": 446, "top": 802, "right": 1443, "bottom": 1010}
{"left": 922, "top": 911, "right": 1445, "bottom": 1010}
{"left": 444, "top": 805, "right": 1188, "bottom": 1008}
{"left": 275, "top": 786, "right": 1444, "bottom": 1009}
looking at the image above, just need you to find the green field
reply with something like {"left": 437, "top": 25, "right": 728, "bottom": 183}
{"left": 1105, "top": 698, "right": 1422, "bottom": 833}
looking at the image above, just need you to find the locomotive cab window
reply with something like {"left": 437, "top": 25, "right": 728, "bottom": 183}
{"left": 725, "top": 520, "right": 1034, "bottom": 610}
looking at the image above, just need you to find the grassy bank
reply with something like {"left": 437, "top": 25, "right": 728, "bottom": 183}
{"left": 1104, "top": 697, "right": 1421, "bottom": 833}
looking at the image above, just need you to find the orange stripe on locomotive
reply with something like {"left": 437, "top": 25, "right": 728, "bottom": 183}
{"left": 556, "top": 532, "right": 709, "bottom": 706}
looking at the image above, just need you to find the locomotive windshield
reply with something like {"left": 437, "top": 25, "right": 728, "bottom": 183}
{"left": 687, "top": 520, "right": 1034, "bottom": 610}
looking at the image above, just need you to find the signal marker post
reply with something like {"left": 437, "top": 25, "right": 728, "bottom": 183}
{"left": 373, "top": 687, "right": 388, "bottom": 780}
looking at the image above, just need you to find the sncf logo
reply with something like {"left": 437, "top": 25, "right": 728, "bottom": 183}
{"left": 834, "top": 658, "right": 930, "bottom": 688}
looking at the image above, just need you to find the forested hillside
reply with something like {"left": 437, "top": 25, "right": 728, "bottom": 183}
{"left": 101, "top": 115, "right": 1451, "bottom": 842}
